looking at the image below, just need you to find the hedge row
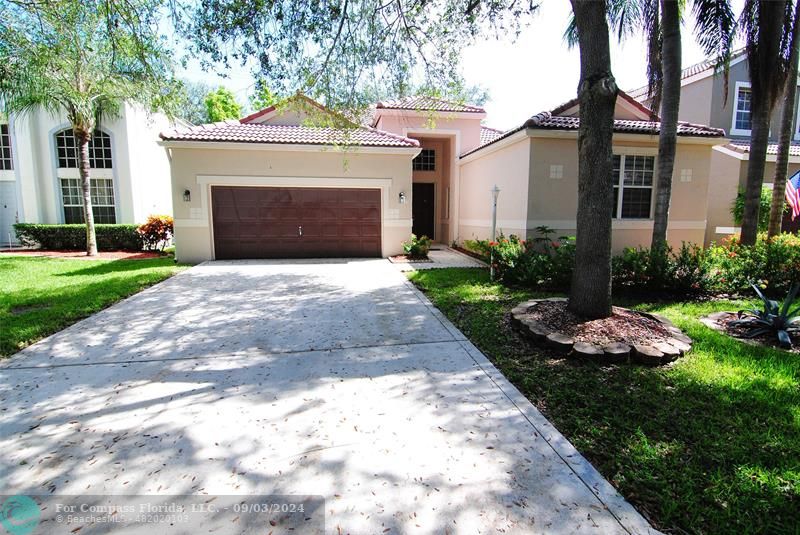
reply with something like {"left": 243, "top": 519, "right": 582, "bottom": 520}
{"left": 14, "top": 223, "right": 144, "bottom": 251}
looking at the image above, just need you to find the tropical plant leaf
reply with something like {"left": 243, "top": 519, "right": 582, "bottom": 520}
{"left": 777, "top": 329, "right": 793, "bottom": 348}
{"left": 780, "top": 283, "right": 800, "bottom": 316}
{"left": 743, "top": 327, "right": 773, "bottom": 338}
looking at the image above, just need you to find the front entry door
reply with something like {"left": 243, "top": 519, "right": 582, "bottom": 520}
{"left": 0, "top": 181, "right": 18, "bottom": 246}
{"left": 412, "top": 183, "right": 435, "bottom": 240}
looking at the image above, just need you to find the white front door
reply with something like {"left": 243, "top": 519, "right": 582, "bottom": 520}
{"left": 0, "top": 181, "right": 18, "bottom": 246}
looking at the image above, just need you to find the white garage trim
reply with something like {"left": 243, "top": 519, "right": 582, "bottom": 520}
{"left": 159, "top": 140, "right": 421, "bottom": 156}
{"left": 196, "top": 174, "right": 393, "bottom": 187}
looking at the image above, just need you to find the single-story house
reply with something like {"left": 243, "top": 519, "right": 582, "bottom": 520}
{"left": 459, "top": 92, "right": 727, "bottom": 250}
{"left": 159, "top": 92, "right": 728, "bottom": 263}
{"left": 0, "top": 105, "right": 177, "bottom": 246}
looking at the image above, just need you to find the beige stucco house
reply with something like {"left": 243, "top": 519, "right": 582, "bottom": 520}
{"left": 160, "top": 92, "right": 727, "bottom": 262}
{"left": 630, "top": 51, "right": 800, "bottom": 243}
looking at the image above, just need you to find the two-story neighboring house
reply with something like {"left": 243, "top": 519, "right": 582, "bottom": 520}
{"left": 630, "top": 51, "right": 800, "bottom": 244}
{"left": 0, "top": 105, "right": 177, "bottom": 246}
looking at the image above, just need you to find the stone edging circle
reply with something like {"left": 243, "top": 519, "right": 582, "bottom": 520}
{"left": 510, "top": 297, "right": 693, "bottom": 366}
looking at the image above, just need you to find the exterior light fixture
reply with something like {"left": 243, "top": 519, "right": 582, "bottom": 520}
{"left": 399, "top": 191, "right": 406, "bottom": 204}
{"left": 183, "top": 189, "right": 191, "bottom": 202}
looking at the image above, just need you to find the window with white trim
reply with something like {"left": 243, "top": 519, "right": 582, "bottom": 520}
{"left": 55, "top": 129, "right": 113, "bottom": 169}
{"left": 0, "top": 124, "right": 12, "bottom": 170}
{"left": 55, "top": 128, "right": 116, "bottom": 224}
{"left": 60, "top": 178, "right": 117, "bottom": 224}
{"left": 412, "top": 148, "right": 435, "bottom": 171}
{"left": 732, "top": 83, "right": 752, "bottom": 134}
{"left": 612, "top": 154, "right": 655, "bottom": 219}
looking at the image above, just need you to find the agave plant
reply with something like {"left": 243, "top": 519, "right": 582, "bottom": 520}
{"left": 730, "top": 283, "right": 800, "bottom": 349}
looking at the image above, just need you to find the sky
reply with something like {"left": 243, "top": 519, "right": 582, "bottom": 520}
{"left": 179, "top": 0, "right": 745, "bottom": 130}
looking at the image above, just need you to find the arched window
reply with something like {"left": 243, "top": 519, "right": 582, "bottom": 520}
{"left": 55, "top": 129, "right": 113, "bottom": 169}
{"left": 55, "top": 128, "right": 116, "bottom": 224}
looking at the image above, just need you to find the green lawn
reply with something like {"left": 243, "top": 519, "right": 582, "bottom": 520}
{"left": 0, "top": 256, "right": 186, "bottom": 357}
{"left": 409, "top": 268, "right": 800, "bottom": 535}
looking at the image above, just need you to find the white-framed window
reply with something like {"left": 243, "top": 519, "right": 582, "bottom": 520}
{"left": 55, "top": 129, "right": 113, "bottom": 169}
{"left": 549, "top": 164, "right": 564, "bottom": 179}
{"left": 612, "top": 154, "right": 655, "bottom": 219}
{"left": 731, "top": 81, "right": 752, "bottom": 136}
{"left": 794, "top": 94, "right": 800, "bottom": 141}
{"left": 0, "top": 124, "right": 12, "bottom": 170}
{"left": 412, "top": 148, "right": 435, "bottom": 171}
{"left": 55, "top": 128, "right": 116, "bottom": 223}
{"left": 60, "top": 177, "right": 117, "bottom": 224}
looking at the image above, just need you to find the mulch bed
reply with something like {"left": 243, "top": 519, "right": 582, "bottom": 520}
{"left": 511, "top": 298, "right": 693, "bottom": 366}
{"left": 526, "top": 300, "right": 672, "bottom": 346}
{"left": 702, "top": 311, "right": 800, "bottom": 353}
{"left": 0, "top": 249, "right": 162, "bottom": 260}
{"left": 388, "top": 254, "right": 433, "bottom": 264}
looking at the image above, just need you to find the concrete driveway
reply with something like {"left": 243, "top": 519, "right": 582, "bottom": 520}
{"left": 0, "top": 259, "right": 658, "bottom": 534}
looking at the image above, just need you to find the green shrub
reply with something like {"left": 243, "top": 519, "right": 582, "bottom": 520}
{"left": 462, "top": 238, "right": 491, "bottom": 261}
{"left": 705, "top": 232, "right": 800, "bottom": 294}
{"left": 402, "top": 234, "right": 432, "bottom": 259}
{"left": 14, "top": 223, "right": 144, "bottom": 251}
{"left": 612, "top": 243, "right": 709, "bottom": 294}
{"left": 731, "top": 186, "right": 783, "bottom": 232}
{"left": 487, "top": 231, "right": 575, "bottom": 289}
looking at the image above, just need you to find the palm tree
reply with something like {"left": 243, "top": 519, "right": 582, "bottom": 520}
{"left": 648, "top": 0, "right": 683, "bottom": 265}
{"left": 768, "top": 1, "right": 800, "bottom": 237}
{"left": 0, "top": 0, "right": 179, "bottom": 255}
{"left": 566, "top": 0, "right": 734, "bottom": 271}
{"left": 568, "top": 0, "right": 619, "bottom": 319}
{"left": 739, "top": 0, "right": 795, "bottom": 245}
{"left": 649, "top": 0, "right": 736, "bottom": 257}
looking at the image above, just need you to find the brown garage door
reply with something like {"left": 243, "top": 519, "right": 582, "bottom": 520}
{"left": 211, "top": 186, "right": 381, "bottom": 259}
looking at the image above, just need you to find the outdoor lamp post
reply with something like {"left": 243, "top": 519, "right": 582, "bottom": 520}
{"left": 490, "top": 184, "right": 500, "bottom": 281}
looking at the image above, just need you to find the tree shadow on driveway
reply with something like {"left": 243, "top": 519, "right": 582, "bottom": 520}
{"left": 0, "top": 260, "right": 644, "bottom": 534}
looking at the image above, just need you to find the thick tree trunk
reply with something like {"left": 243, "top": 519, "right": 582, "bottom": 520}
{"left": 740, "top": 102, "right": 772, "bottom": 245}
{"left": 77, "top": 130, "right": 98, "bottom": 256}
{"left": 568, "top": 0, "right": 617, "bottom": 319}
{"left": 650, "top": 0, "right": 681, "bottom": 254}
{"left": 768, "top": 2, "right": 800, "bottom": 237}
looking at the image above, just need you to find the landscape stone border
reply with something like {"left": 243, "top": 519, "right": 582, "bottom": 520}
{"left": 511, "top": 297, "right": 693, "bottom": 366}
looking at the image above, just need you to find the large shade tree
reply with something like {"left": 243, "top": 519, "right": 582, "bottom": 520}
{"left": 567, "top": 0, "right": 618, "bottom": 318}
{"left": 173, "top": 1, "right": 533, "bottom": 110}
{"left": 739, "top": 0, "right": 795, "bottom": 245}
{"left": 177, "top": 79, "right": 215, "bottom": 124}
{"left": 0, "top": 0, "right": 180, "bottom": 255}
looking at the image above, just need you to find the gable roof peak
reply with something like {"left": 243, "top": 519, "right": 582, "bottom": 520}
{"left": 549, "top": 90, "right": 659, "bottom": 121}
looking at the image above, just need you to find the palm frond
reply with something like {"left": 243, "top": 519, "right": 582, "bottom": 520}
{"left": 563, "top": 14, "right": 579, "bottom": 48}
{"left": 692, "top": 0, "right": 736, "bottom": 105}
{"left": 608, "top": 0, "right": 643, "bottom": 42}
{"left": 741, "top": 0, "right": 794, "bottom": 111}
{"left": 643, "top": 0, "right": 662, "bottom": 117}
